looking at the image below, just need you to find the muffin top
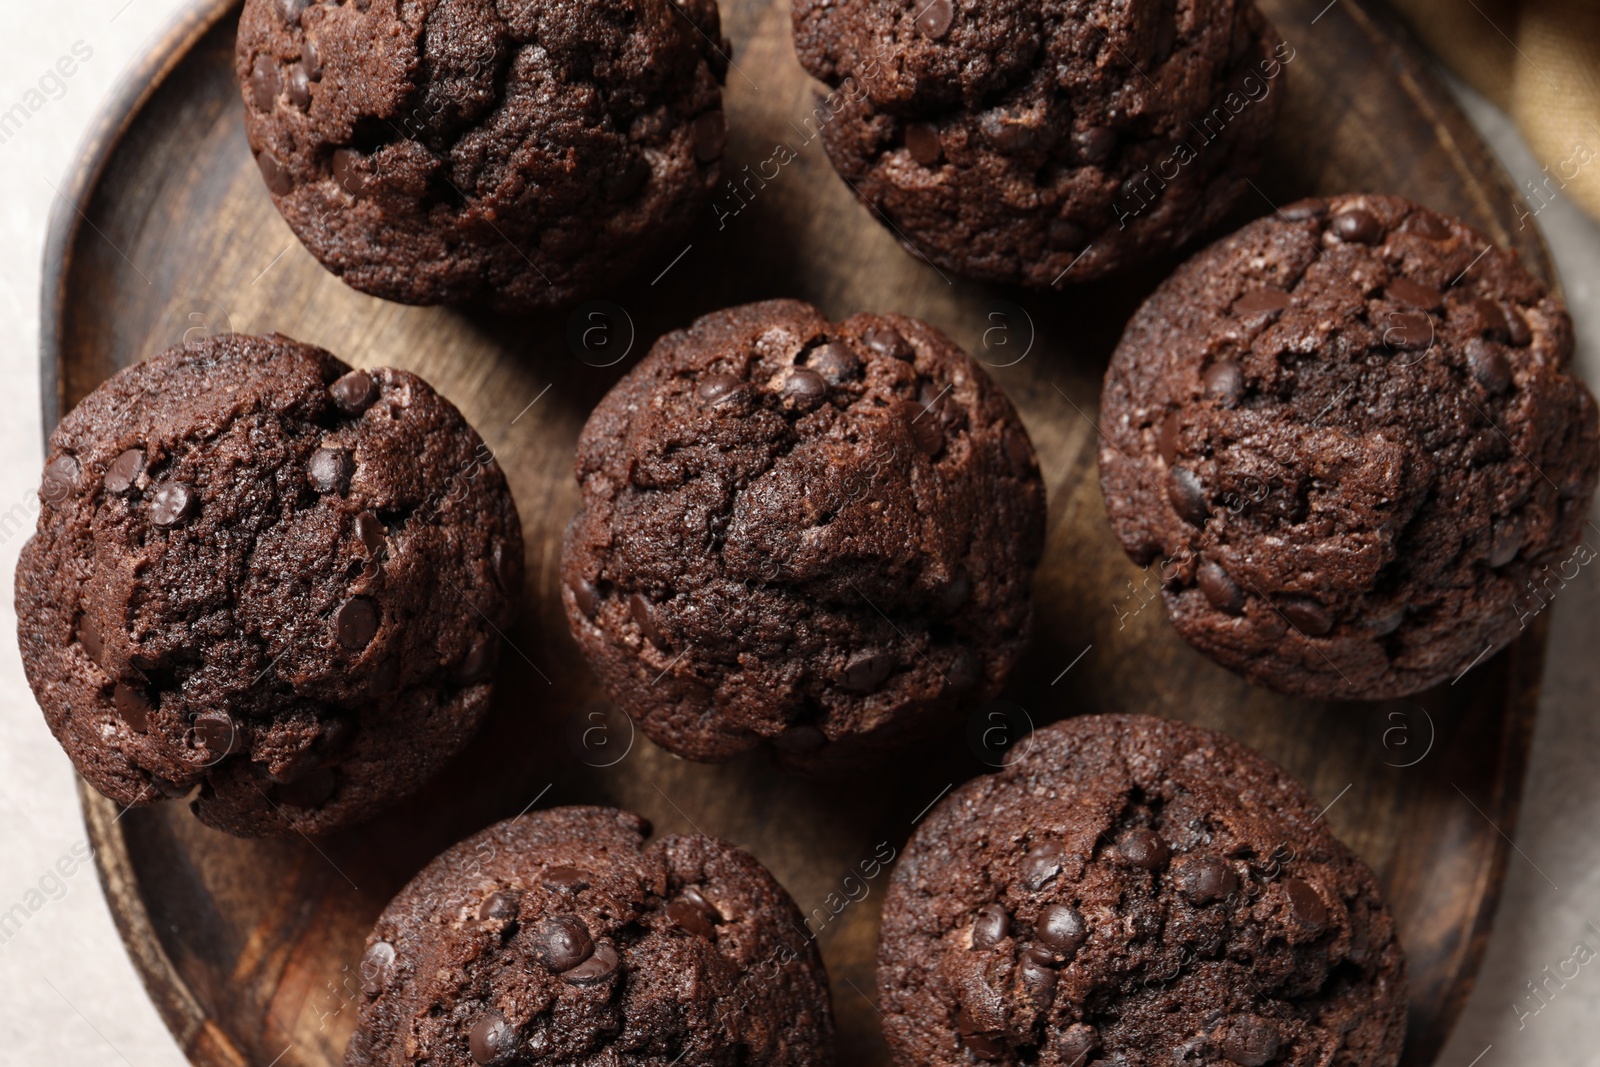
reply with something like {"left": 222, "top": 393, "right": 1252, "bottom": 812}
{"left": 237, "top": 0, "right": 729, "bottom": 310}
{"left": 879, "top": 714, "right": 1407, "bottom": 1067}
{"left": 15, "top": 333, "right": 521, "bottom": 835}
{"left": 345, "top": 805, "right": 836, "bottom": 1067}
{"left": 1099, "top": 194, "right": 1599, "bottom": 699}
{"left": 561, "top": 299, "right": 1045, "bottom": 766}
{"left": 791, "top": 0, "right": 1285, "bottom": 285}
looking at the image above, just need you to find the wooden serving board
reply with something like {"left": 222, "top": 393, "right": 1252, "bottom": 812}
{"left": 40, "top": 0, "right": 1554, "bottom": 1064}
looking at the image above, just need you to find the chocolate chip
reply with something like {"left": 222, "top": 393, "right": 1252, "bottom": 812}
{"left": 970, "top": 903, "right": 1009, "bottom": 949}
{"left": 1048, "top": 217, "right": 1086, "bottom": 249}
{"left": 1057, "top": 1024, "right": 1099, "bottom": 1067}
{"left": 276, "top": 766, "right": 336, "bottom": 807}
{"left": 149, "top": 482, "right": 198, "bottom": 526}
{"left": 807, "top": 343, "right": 861, "bottom": 384}
{"left": 78, "top": 615, "right": 104, "bottom": 665}
{"left": 1281, "top": 598, "right": 1333, "bottom": 636}
{"left": 904, "top": 401, "right": 945, "bottom": 456}
{"left": 104, "top": 449, "right": 145, "bottom": 493}
{"left": 114, "top": 683, "right": 151, "bottom": 732}
{"left": 1022, "top": 843, "right": 1062, "bottom": 889}
{"left": 308, "top": 447, "right": 354, "bottom": 494}
{"left": 980, "top": 108, "right": 1047, "bottom": 154}
{"left": 355, "top": 511, "right": 386, "bottom": 557}
{"left": 1330, "top": 207, "right": 1382, "bottom": 244}
{"left": 1386, "top": 310, "right": 1434, "bottom": 351}
{"left": 469, "top": 1012, "right": 516, "bottom": 1066}
{"left": 666, "top": 899, "right": 717, "bottom": 940}
{"left": 630, "top": 593, "right": 662, "bottom": 646}
{"left": 332, "top": 148, "right": 366, "bottom": 197}
{"left": 334, "top": 596, "right": 379, "bottom": 649}
{"left": 249, "top": 54, "right": 280, "bottom": 110}
{"left": 841, "top": 651, "right": 893, "bottom": 692}
{"left": 569, "top": 577, "right": 598, "bottom": 618}
{"left": 1197, "top": 560, "right": 1245, "bottom": 615}
{"left": 697, "top": 373, "right": 742, "bottom": 403}
{"left": 904, "top": 122, "right": 943, "bottom": 165}
{"left": 1465, "top": 338, "right": 1512, "bottom": 393}
{"left": 1004, "top": 426, "right": 1035, "bottom": 477}
{"left": 256, "top": 151, "right": 292, "bottom": 196}
{"left": 42, "top": 454, "right": 79, "bottom": 505}
{"left": 863, "top": 325, "right": 913, "bottom": 361}
{"left": 1157, "top": 412, "right": 1181, "bottom": 465}
{"left": 914, "top": 0, "right": 955, "bottom": 38}
{"left": 478, "top": 891, "right": 519, "bottom": 922}
{"left": 1489, "top": 515, "right": 1525, "bottom": 567}
{"left": 1285, "top": 877, "right": 1327, "bottom": 930}
{"left": 681, "top": 885, "right": 717, "bottom": 918}
{"left": 1222, "top": 1015, "right": 1281, "bottom": 1067}
{"left": 1180, "top": 853, "right": 1238, "bottom": 903}
{"left": 459, "top": 635, "right": 493, "bottom": 683}
{"left": 1387, "top": 278, "right": 1443, "bottom": 310}
{"left": 536, "top": 915, "right": 594, "bottom": 972}
{"left": 1019, "top": 954, "right": 1057, "bottom": 1003}
{"left": 330, "top": 370, "right": 379, "bottom": 414}
{"left": 1204, "top": 360, "right": 1244, "bottom": 406}
{"left": 1073, "top": 125, "right": 1116, "bottom": 164}
{"left": 359, "top": 939, "right": 395, "bottom": 995}
{"left": 1036, "top": 904, "right": 1087, "bottom": 957}
{"left": 1404, "top": 210, "right": 1452, "bottom": 240}
{"left": 1118, "top": 828, "right": 1168, "bottom": 869}
{"left": 301, "top": 35, "right": 322, "bottom": 78}
{"left": 544, "top": 865, "right": 591, "bottom": 892}
{"left": 693, "top": 110, "right": 727, "bottom": 162}
{"left": 781, "top": 367, "right": 828, "bottom": 409}
{"left": 193, "top": 711, "right": 241, "bottom": 756}
{"left": 286, "top": 64, "right": 311, "bottom": 108}
{"left": 562, "top": 941, "right": 620, "bottom": 984}
{"left": 1167, "top": 466, "right": 1209, "bottom": 527}
{"left": 1472, "top": 297, "right": 1510, "bottom": 341}
{"left": 1503, "top": 305, "right": 1533, "bottom": 346}
{"left": 1279, "top": 198, "right": 1327, "bottom": 222}
{"left": 1233, "top": 287, "right": 1292, "bottom": 317}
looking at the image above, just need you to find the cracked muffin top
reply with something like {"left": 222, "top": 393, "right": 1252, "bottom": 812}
{"left": 236, "top": 0, "right": 730, "bottom": 311}
{"left": 1098, "top": 194, "right": 1599, "bottom": 700}
{"left": 15, "top": 334, "right": 522, "bottom": 837}
{"left": 878, "top": 714, "right": 1406, "bottom": 1067}
{"left": 560, "top": 299, "right": 1046, "bottom": 768}
{"left": 344, "top": 805, "right": 836, "bottom": 1067}
{"left": 790, "top": 0, "right": 1285, "bottom": 286}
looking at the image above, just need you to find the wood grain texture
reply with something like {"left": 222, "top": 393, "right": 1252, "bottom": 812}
{"left": 39, "top": 0, "right": 1555, "bottom": 1064}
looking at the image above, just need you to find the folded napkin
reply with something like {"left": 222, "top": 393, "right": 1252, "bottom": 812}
{"left": 1387, "top": 0, "right": 1600, "bottom": 223}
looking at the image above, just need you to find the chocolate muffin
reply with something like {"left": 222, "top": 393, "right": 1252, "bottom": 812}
{"left": 1098, "top": 194, "right": 1599, "bottom": 700}
{"left": 345, "top": 805, "right": 836, "bottom": 1066}
{"left": 791, "top": 0, "right": 1287, "bottom": 286}
{"left": 878, "top": 714, "right": 1407, "bottom": 1067}
{"left": 561, "top": 300, "right": 1046, "bottom": 766}
{"left": 236, "top": 0, "right": 730, "bottom": 311}
{"left": 15, "top": 334, "right": 523, "bottom": 837}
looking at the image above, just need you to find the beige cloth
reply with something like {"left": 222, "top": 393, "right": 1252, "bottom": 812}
{"left": 1388, "top": 0, "right": 1600, "bottom": 222}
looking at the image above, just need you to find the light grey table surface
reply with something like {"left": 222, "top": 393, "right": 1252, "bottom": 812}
{"left": 0, "top": 4, "right": 1596, "bottom": 1066}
